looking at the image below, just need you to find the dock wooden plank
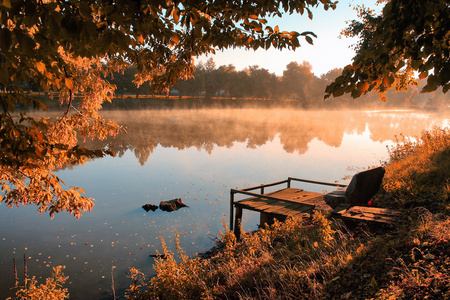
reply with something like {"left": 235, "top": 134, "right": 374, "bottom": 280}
{"left": 348, "top": 206, "right": 402, "bottom": 216}
{"left": 238, "top": 199, "right": 276, "bottom": 207}
{"left": 235, "top": 188, "right": 319, "bottom": 208}
{"left": 234, "top": 188, "right": 326, "bottom": 217}
{"left": 333, "top": 205, "right": 401, "bottom": 225}
{"left": 237, "top": 201, "right": 278, "bottom": 211}
{"left": 280, "top": 205, "right": 314, "bottom": 216}
{"left": 288, "top": 210, "right": 312, "bottom": 217}
{"left": 340, "top": 214, "right": 397, "bottom": 224}
{"left": 341, "top": 210, "right": 398, "bottom": 221}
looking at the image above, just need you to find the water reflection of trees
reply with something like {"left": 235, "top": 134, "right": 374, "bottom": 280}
{"left": 80, "top": 109, "right": 449, "bottom": 165}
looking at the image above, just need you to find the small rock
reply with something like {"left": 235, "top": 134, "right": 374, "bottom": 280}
{"left": 142, "top": 203, "right": 158, "bottom": 212}
{"left": 159, "top": 198, "right": 188, "bottom": 212}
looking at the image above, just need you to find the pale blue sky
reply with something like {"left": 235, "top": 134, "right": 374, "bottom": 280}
{"left": 197, "top": 0, "right": 382, "bottom": 76}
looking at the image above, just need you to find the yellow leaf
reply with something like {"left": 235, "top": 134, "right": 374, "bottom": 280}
{"left": 136, "top": 35, "right": 144, "bottom": 43}
{"left": 65, "top": 77, "right": 73, "bottom": 90}
{"left": 36, "top": 62, "right": 46, "bottom": 74}
{"left": 171, "top": 34, "right": 179, "bottom": 44}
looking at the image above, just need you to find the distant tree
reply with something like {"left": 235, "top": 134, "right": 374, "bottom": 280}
{"left": 110, "top": 66, "right": 151, "bottom": 99}
{"left": 248, "top": 66, "right": 278, "bottom": 100}
{"left": 229, "top": 70, "right": 250, "bottom": 99}
{"left": 199, "top": 58, "right": 221, "bottom": 98}
{"left": 215, "top": 65, "right": 238, "bottom": 99}
{"left": 110, "top": 66, "right": 136, "bottom": 98}
{"left": 1, "top": 0, "right": 337, "bottom": 218}
{"left": 173, "top": 75, "right": 197, "bottom": 99}
{"left": 281, "top": 61, "right": 317, "bottom": 101}
{"left": 326, "top": 0, "right": 449, "bottom": 100}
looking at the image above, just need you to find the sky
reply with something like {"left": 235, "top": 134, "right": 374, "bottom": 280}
{"left": 196, "top": 0, "right": 383, "bottom": 77}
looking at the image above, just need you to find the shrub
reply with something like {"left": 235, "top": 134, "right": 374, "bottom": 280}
{"left": 7, "top": 266, "right": 69, "bottom": 300}
{"left": 380, "top": 127, "right": 450, "bottom": 212}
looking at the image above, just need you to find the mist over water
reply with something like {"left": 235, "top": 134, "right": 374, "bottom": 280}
{"left": 83, "top": 108, "right": 449, "bottom": 164}
{"left": 0, "top": 108, "right": 448, "bottom": 299}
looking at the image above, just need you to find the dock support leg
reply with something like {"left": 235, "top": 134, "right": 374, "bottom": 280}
{"left": 234, "top": 206, "right": 243, "bottom": 240}
{"left": 230, "top": 191, "right": 235, "bottom": 232}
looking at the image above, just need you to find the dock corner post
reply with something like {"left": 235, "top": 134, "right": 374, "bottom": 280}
{"left": 287, "top": 177, "right": 291, "bottom": 188}
{"left": 230, "top": 190, "right": 235, "bottom": 232}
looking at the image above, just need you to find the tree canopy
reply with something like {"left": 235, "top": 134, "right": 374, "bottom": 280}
{"left": 0, "top": 0, "right": 338, "bottom": 218}
{"left": 325, "top": 0, "right": 450, "bottom": 100}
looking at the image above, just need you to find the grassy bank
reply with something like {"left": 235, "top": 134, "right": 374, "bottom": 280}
{"left": 126, "top": 127, "right": 449, "bottom": 300}
{"left": 8, "top": 127, "right": 449, "bottom": 299}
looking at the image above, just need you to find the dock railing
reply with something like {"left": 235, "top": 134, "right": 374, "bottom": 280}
{"left": 230, "top": 177, "right": 347, "bottom": 231}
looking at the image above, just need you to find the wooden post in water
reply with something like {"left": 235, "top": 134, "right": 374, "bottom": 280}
{"left": 230, "top": 190, "right": 235, "bottom": 232}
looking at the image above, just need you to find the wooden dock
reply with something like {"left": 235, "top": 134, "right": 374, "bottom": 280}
{"left": 230, "top": 172, "right": 401, "bottom": 238}
{"left": 230, "top": 177, "right": 346, "bottom": 238}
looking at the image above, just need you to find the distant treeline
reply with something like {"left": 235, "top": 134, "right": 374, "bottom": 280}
{"left": 110, "top": 58, "right": 448, "bottom": 108}
{"left": 17, "top": 58, "right": 449, "bottom": 109}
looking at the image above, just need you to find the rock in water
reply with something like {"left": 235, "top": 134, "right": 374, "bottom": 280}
{"left": 142, "top": 203, "right": 158, "bottom": 212}
{"left": 159, "top": 198, "right": 188, "bottom": 212}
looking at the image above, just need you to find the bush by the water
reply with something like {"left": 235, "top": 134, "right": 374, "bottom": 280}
{"left": 380, "top": 127, "right": 450, "bottom": 213}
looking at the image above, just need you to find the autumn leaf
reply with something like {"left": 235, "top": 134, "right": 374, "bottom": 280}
{"left": 419, "top": 71, "right": 428, "bottom": 79}
{"left": 65, "top": 78, "right": 74, "bottom": 90}
{"left": 36, "top": 62, "right": 46, "bottom": 74}
{"left": 359, "top": 81, "right": 370, "bottom": 92}
{"left": 136, "top": 35, "right": 144, "bottom": 43}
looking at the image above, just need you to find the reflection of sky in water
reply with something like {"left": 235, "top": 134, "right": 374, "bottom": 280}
{"left": 0, "top": 110, "right": 448, "bottom": 299}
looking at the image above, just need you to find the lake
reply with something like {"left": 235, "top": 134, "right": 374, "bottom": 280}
{"left": 0, "top": 108, "right": 448, "bottom": 299}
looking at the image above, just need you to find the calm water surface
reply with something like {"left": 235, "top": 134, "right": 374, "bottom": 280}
{"left": 0, "top": 109, "right": 448, "bottom": 299}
